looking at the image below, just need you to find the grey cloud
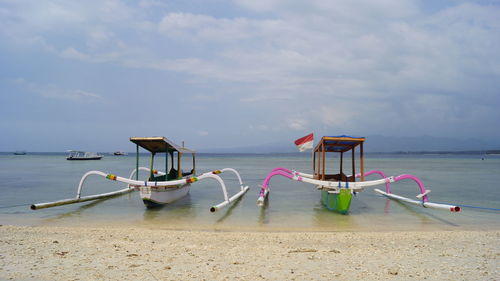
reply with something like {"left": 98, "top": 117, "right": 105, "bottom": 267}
{"left": 1, "top": 0, "right": 499, "bottom": 150}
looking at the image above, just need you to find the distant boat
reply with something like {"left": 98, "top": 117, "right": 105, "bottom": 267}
{"left": 13, "top": 150, "right": 27, "bottom": 155}
{"left": 113, "top": 151, "right": 128, "bottom": 156}
{"left": 66, "top": 150, "right": 103, "bottom": 160}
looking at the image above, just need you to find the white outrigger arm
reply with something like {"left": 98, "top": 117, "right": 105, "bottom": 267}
{"left": 31, "top": 167, "right": 249, "bottom": 212}
{"left": 257, "top": 167, "right": 460, "bottom": 212}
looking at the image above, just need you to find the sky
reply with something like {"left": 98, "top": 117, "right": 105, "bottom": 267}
{"left": 1, "top": 0, "right": 499, "bottom": 152}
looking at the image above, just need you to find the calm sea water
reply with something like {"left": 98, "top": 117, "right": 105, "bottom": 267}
{"left": 0, "top": 153, "right": 499, "bottom": 231}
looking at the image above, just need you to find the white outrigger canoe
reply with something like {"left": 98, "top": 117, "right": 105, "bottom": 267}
{"left": 257, "top": 135, "right": 460, "bottom": 214}
{"left": 32, "top": 137, "right": 249, "bottom": 212}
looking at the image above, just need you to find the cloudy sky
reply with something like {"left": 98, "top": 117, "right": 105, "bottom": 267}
{"left": 1, "top": 0, "right": 499, "bottom": 152}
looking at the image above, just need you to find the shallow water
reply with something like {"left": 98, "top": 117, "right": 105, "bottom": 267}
{"left": 0, "top": 153, "right": 499, "bottom": 231}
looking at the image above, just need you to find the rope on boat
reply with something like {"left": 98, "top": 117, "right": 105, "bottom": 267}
{"left": 0, "top": 203, "right": 32, "bottom": 209}
{"left": 443, "top": 204, "right": 500, "bottom": 212}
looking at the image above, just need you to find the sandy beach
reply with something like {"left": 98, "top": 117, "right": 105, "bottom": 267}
{"left": 0, "top": 225, "right": 498, "bottom": 280}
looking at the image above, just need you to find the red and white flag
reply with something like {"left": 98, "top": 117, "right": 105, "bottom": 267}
{"left": 294, "top": 133, "right": 314, "bottom": 152}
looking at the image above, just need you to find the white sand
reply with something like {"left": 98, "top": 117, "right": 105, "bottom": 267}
{"left": 0, "top": 225, "right": 499, "bottom": 280}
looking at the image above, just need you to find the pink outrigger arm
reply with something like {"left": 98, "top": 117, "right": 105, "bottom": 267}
{"left": 257, "top": 167, "right": 460, "bottom": 212}
{"left": 356, "top": 171, "right": 429, "bottom": 202}
{"left": 260, "top": 167, "right": 298, "bottom": 190}
{"left": 258, "top": 167, "right": 303, "bottom": 202}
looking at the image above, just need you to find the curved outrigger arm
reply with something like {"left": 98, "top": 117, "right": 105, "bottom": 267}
{"left": 257, "top": 167, "right": 460, "bottom": 212}
{"left": 32, "top": 167, "right": 249, "bottom": 212}
{"left": 31, "top": 170, "right": 139, "bottom": 210}
{"left": 198, "top": 168, "right": 250, "bottom": 212}
{"left": 356, "top": 170, "right": 460, "bottom": 212}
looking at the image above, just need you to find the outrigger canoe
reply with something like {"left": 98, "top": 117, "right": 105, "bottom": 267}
{"left": 257, "top": 135, "right": 460, "bottom": 214}
{"left": 32, "top": 137, "right": 249, "bottom": 212}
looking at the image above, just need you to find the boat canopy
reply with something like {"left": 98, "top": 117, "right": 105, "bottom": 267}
{"left": 314, "top": 135, "right": 365, "bottom": 153}
{"left": 129, "top": 137, "right": 194, "bottom": 154}
{"left": 313, "top": 135, "right": 366, "bottom": 182}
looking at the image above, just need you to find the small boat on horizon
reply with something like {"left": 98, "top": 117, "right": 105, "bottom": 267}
{"left": 13, "top": 150, "right": 27, "bottom": 155}
{"left": 113, "top": 151, "right": 128, "bottom": 156}
{"left": 66, "top": 150, "right": 103, "bottom": 160}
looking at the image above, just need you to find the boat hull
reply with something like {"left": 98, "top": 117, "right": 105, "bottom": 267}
{"left": 139, "top": 184, "right": 190, "bottom": 208}
{"left": 321, "top": 189, "right": 352, "bottom": 214}
{"left": 67, "top": 157, "right": 102, "bottom": 160}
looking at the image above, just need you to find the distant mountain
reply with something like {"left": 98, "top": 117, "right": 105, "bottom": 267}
{"left": 364, "top": 135, "right": 499, "bottom": 153}
{"left": 198, "top": 135, "right": 500, "bottom": 154}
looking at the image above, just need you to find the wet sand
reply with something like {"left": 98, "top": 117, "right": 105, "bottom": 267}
{"left": 0, "top": 225, "right": 498, "bottom": 280}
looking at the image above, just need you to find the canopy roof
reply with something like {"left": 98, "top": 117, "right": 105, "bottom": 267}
{"left": 129, "top": 137, "right": 195, "bottom": 154}
{"left": 314, "top": 135, "right": 365, "bottom": 153}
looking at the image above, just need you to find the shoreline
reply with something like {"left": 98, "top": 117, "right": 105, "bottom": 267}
{"left": 4, "top": 217, "right": 500, "bottom": 233}
{"left": 1, "top": 225, "right": 498, "bottom": 280}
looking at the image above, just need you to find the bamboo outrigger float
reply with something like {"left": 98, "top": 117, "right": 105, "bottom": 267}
{"left": 257, "top": 135, "right": 460, "bottom": 214}
{"left": 32, "top": 137, "right": 249, "bottom": 212}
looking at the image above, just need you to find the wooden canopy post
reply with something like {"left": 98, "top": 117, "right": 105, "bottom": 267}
{"left": 177, "top": 152, "right": 182, "bottom": 178}
{"left": 313, "top": 150, "right": 316, "bottom": 177}
{"left": 170, "top": 151, "right": 174, "bottom": 171}
{"left": 360, "top": 142, "right": 365, "bottom": 182}
{"left": 192, "top": 153, "right": 196, "bottom": 175}
{"left": 331, "top": 151, "right": 334, "bottom": 179}
{"left": 149, "top": 152, "right": 155, "bottom": 180}
{"left": 317, "top": 149, "right": 320, "bottom": 178}
{"left": 340, "top": 152, "right": 343, "bottom": 177}
{"left": 352, "top": 146, "right": 356, "bottom": 182}
{"left": 165, "top": 149, "right": 168, "bottom": 177}
{"left": 136, "top": 144, "right": 139, "bottom": 181}
{"left": 321, "top": 141, "right": 325, "bottom": 180}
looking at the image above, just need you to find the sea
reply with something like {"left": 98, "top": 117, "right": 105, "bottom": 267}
{"left": 0, "top": 152, "right": 499, "bottom": 231}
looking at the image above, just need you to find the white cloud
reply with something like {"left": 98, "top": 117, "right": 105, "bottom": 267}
{"left": 40, "top": 87, "right": 103, "bottom": 101}
{"left": 60, "top": 47, "right": 88, "bottom": 60}
{"left": 234, "top": 0, "right": 419, "bottom": 19}
{"left": 139, "top": 0, "right": 168, "bottom": 9}
{"left": 157, "top": 12, "right": 283, "bottom": 44}
{"left": 287, "top": 118, "right": 307, "bottom": 131}
{"left": 2, "top": 0, "right": 500, "bottom": 143}
{"left": 97, "top": 0, "right": 134, "bottom": 22}
{"left": 14, "top": 79, "right": 103, "bottom": 102}
{"left": 86, "top": 27, "right": 114, "bottom": 48}
{"left": 147, "top": 2, "right": 500, "bottom": 108}
{"left": 248, "top": 124, "right": 270, "bottom": 131}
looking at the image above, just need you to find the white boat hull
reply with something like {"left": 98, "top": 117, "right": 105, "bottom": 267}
{"left": 139, "top": 184, "right": 190, "bottom": 207}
